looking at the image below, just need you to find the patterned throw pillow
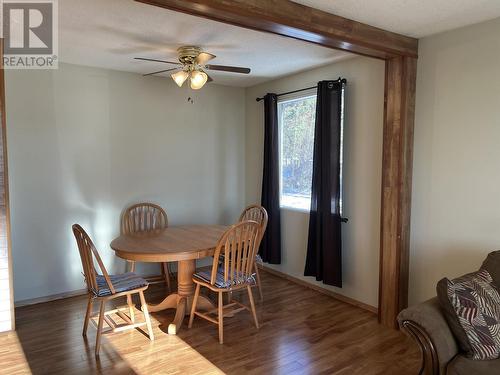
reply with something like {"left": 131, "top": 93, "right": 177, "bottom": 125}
{"left": 445, "top": 269, "right": 500, "bottom": 360}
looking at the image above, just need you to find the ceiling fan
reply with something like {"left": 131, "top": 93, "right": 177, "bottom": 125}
{"left": 135, "top": 46, "right": 251, "bottom": 90}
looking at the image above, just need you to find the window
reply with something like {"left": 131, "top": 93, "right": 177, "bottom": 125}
{"left": 278, "top": 93, "right": 317, "bottom": 211}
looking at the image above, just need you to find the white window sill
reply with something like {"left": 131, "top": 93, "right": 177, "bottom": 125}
{"left": 280, "top": 195, "right": 311, "bottom": 213}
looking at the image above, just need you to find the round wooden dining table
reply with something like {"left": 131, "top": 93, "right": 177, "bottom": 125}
{"left": 110, "top": 225, "right": 227, "bottom": 335}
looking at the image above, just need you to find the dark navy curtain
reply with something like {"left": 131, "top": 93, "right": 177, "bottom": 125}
{"left": 304, "top": 80, "right": 345, "bottom": 287}
{"left": 260, "top": 93, "right": 281, "bottom": 264}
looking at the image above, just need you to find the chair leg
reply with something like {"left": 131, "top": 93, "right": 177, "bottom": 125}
{"left": 227, "top": 290, "right": 232, "bottom": 304}
{"left": 83, "top": 294, "right": 94, "bottom": 337}
{"left": 95, "top": 300, "right": 106, "bottom": 356}
{"left": 188, "top": 283, "right": 201, "bottom": 328}
{"left": 139, "top": 291, "right": 154, "bottom": 341}
{"left": 126, "top": 294, "right": 135, "bottom": 323}
{"left": 247, "top": 285, "right": 259, "bottom": 329}
{"left": 162, "top": 262, "right": 172, "bottom": 293}
{"left": 218, "top": 291, "right": 224, "bottom": 344}
{"left": 129, "top": 261, "right": 136, "bottom": 273}
{"left": 254, "top": 262, "right": 263, "bottom": 301}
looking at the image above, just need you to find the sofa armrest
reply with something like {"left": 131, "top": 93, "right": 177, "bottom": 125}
{"left": 398, "top": 297, "right": 459, "bottom": 375}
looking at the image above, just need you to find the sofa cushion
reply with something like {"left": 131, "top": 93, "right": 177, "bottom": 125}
{"left": 481, "top": 250, "right": 500, "bottom": 290}
{"left": 440, "top": 269, "right": 500, "bottom": 360}
{"left": 447, "top": 354, "right": 500, "bottom": 375}
{"left": 437, "top": 278, "right": 473, "bottom": 354}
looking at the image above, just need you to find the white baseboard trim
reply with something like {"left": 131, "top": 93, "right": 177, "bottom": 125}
{"left": 15, "top": 267, "right": 377, "bottom": 315}
{"left": 15, "top": 288, "right": 87, "bottom": 308}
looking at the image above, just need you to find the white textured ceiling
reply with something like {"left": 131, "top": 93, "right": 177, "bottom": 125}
{"left": 60, "top": 0, "right": 500, "bottom": 86}
{"left": 59, "top": 0, "right": 350, "bottom": 87}
{"left": 293, "top": 0, "right": 500, "bottom": 38}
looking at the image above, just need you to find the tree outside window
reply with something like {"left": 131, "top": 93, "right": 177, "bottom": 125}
{"left": 278, "top": 94, "right": 316, "bottom": 210}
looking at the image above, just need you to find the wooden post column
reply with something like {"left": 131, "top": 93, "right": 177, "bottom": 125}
{"left": 379, "top": 56, "right": 417, "bottom": 327}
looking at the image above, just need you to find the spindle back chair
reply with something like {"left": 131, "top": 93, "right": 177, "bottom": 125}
{"left": 189, "top": 221, "right": 261, "bottom": 344}
{"left": 72, "top": 224, "right": 154, "bottom": 356}
{"left": 238, "top": 205, "right": 268, "bottom": 300}
{"left": 121, "top": 203, "right": 172, "bottom": 292}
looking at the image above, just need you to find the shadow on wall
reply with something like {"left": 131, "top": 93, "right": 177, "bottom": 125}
{"left": 8, "top": 64, "right": 246, "bottom": 304}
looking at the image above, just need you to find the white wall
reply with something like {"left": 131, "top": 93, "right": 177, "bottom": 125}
{"left": 410, "top": 17, "right": 500, "bottom": 304}
{"left": 6, "top": 63, "right": 245, "bottom": 302}
{"left": 245, "top": 56, "right": 385, "bottom": 308}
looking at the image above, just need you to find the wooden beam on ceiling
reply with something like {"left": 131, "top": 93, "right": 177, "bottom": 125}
{"left": 134, "top": 0, "right": 418, "bottom": 59}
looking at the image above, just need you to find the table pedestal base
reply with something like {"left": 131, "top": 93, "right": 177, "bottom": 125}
{"left": 147, "top": 259, "right": 215, "bottom": 334}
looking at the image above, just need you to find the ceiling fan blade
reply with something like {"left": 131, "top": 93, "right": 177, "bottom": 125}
{"left": 196, "top": 52, "right": 216, "bottom": 65}
{"left": 143, "top": 67, "right": 179, "bottom": 76}
{"left": 206, "top": 74, "right": 214, "bottom": 83}
{"left": 134, "top": 57, "right": 181, "bottom": 65}
{"left": 205, "top": 64, "right": 251, "bottom": 74}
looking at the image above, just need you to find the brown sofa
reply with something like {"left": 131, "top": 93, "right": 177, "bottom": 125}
{"left": 397, "top": 251, "right": 500, "bottom": 375}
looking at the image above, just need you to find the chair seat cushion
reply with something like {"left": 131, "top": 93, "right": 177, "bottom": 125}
{"left": 194, "top": 266, "right": 255, "bottom": 289}
{"left": 94, "top": 272, "right": 148, "bottom": 297}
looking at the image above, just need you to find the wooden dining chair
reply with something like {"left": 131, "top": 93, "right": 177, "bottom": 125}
{"left": 239, "top": 205, "right": 268, "bottom": 301}
{"left": 188, "top": 221, "right": 261, "bottom": 344}
{"left": 121, "top": 203, "right": 172, "bottom": 292}
{"left": 72, "top": 224, "right": 154, "bottom": 356}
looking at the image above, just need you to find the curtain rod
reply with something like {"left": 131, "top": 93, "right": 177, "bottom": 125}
{"left": 255, "top": 78, "right": 346, "bottom": 102}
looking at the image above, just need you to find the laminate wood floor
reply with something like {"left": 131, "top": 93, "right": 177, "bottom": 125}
{"left": 0, "top": 270, "right": 420, "bottom": 374}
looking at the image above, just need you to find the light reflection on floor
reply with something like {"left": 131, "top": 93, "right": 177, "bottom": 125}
{"left": 104, "top": 328, "right": 225, "bottom": 375}
{"left": 0, "top": 331, "right": 32, "bottom": 374}
{"left": 0, "top": 305, "right": 225, "bottom": 375}
{"left": 87, "top": 307, "right": 226, "bottom": 375}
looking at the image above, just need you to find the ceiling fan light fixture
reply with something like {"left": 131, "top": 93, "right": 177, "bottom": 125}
{"left": 171, "top": 70, "right": 189, "bottom": 87}
{"left": 137, "top": 46, "right": 251, "bottom": 88}
{"left": 190, "top": 70, "right": 208, "bottom": 90}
